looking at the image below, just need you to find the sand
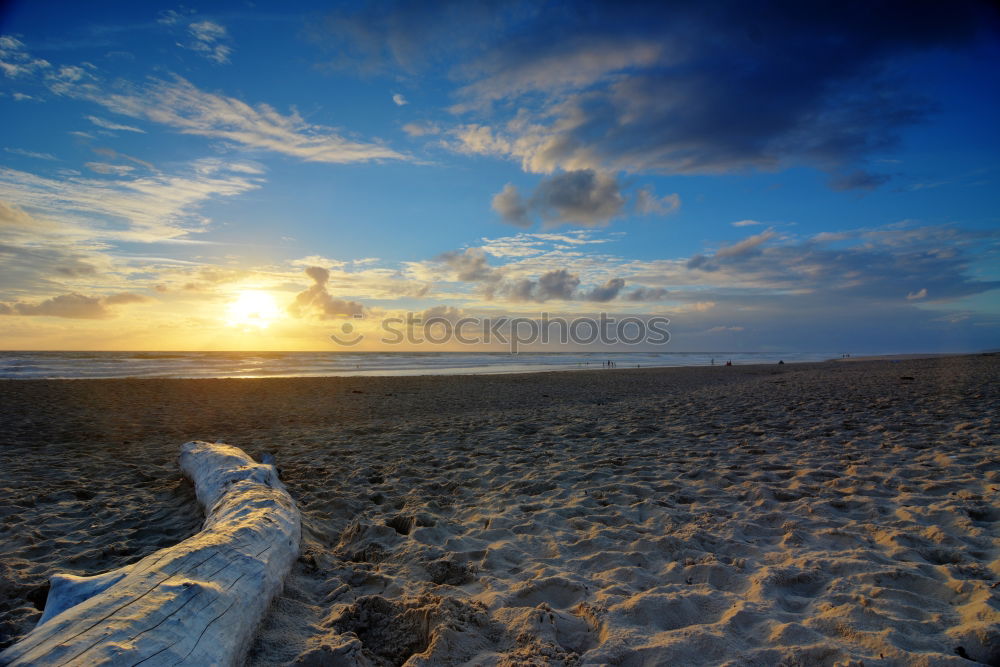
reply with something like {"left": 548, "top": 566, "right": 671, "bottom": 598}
{"left": 0, "top": 355, "right": 997, "bottom": 665}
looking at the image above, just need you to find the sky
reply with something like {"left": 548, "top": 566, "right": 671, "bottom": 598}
{"left": 0, "top": 0, "right": 998, "bottom": 353}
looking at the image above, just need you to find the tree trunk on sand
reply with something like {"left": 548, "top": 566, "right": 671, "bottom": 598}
{"left": 0, "top": 441, "right": 301, "bottom": 666}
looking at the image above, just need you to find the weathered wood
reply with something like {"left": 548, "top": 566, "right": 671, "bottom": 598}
{"left": 0, "top": 441, "right": 301, "bottom": 666}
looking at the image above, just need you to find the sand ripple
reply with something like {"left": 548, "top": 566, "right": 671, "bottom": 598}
{"left": 1, "top": 356, "right": 997, "bottom": 665}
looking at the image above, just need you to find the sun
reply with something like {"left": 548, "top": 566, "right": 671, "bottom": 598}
{"left": 226, "top": 290, "right": 281, "bottom": 329}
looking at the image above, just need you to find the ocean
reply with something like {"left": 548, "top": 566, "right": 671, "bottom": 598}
{"left": 0, "top": 350, "right": 835, "bottom": 379}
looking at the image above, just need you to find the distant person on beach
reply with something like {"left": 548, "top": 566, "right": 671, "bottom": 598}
{"left": 778, "top": 360, "right": 784, "bottom": 365}
{"left": 726, "top": 360, "right": 732, "bottom": 366}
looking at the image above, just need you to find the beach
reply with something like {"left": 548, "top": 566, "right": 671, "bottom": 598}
{"left": 0, "top": 355, "right": 997, "bottom": 665}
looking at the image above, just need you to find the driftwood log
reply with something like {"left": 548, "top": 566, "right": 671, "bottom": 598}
{"left": 0, "top": 441, "right": 301, "bottom": 666}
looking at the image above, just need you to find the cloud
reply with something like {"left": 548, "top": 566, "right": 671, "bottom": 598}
{"left": 732, "top": 219, "right": 763, "bottom": 228}
{"left": 454, "top": 37, "right": 663, "bottom": 111}
{"left": 623, "top": 286, "right": 671, "bottom": 302}
{"left": 687, "top": 228, "right": 778, "bottom": 270}
{"left": 491, "top": 184, "right": 531, "bottom": 228}
{"left": 420, "top": 304, "right": 465, "bottom": 323}
{"left": 493, "top": 172, "right": 681, "bottom": 228}
{"left": 0, "top": 35, "right": 50, "bottom": 78}
{"left": 907, "top": 287, "right": 928, "bottom": 300}
{"left": 493, "top": 268, "right": 581, "bottom": 302}
{"left": 478, "top": 229, "right": 611, "bottom": 258}
{"left": 288, "top": 266, "right": 365, "bottom": 319}
{"left": 402, "top": 122, "right": 440, "bottom": 137}
{"left": 0, "top": 159, "right": 262, "bottom": 242}
{"left": 0, "top": 291, "right": 148, "bottom": 318}
{"left": 392, "top": 93, "right": 408, "bottom": 106}
{"left": 0, "top": 41, "right": 403, "bottom": 165}
{"left": 437, "top": 247, "right": 499, "bottom": 282}
{"left": 5, "top": 148, "right": 57, "bottom": 161}
{"left": 86, "top": 115, "right": 145, "bottom": 133}
{"left": 529, "top": 170, "right": 625, "bottom": 226}
{"left": 157, "top": 10, "right": 188, "bottom": 26}
{"left": 309, "top": 1, "right": 510, "bottom": 74}
{"left": 634, "top": 188, "right": 680, "bottom": 217}
{"left": 434, "top": 222, "right": 999, "bottom": 316}
{"left": 581, "top": 277, "right": 625, "bottom": 302}
{"left": 412, "top": 1, "right": 997, "bottom": 187}
{"left": 187, "top": 20, "right": 232, "bottom": 64}
{"left": 715, "top": 229, "right": 778, "bottom": 259}
{"left": 91, "top": 147, "right": 156, "bottom": 172}
{"left": 492, "top": 170, "right": 626, "bottom": 227}
{"left": 94, "top": 76, "right": 408, "bottom": 164}
{"left": 0, "top": 201, "right": 40, "bottom": 229}
{"left": 85, "top": 162, "right": 134, "bottom": 175}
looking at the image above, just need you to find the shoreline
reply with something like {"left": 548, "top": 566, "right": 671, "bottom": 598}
{"left": 0, "top": 350, "right": 989, "bottom": 381}
{"left": 1, "top": 355, "right": 997, "bottom": 664}
{"left": 0, "top": 350, "right": 855, "bottom": 380}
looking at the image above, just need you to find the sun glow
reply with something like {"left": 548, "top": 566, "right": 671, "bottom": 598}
{"left": 226, "top": 291, "right": 281, "bottom": 329}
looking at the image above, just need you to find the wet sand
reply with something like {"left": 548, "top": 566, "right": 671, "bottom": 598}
{"left": 0, "top": 356, "right": 997, "bottom": 665}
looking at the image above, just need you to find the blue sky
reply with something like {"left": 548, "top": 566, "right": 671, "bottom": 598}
{"left": 0, "top": 0, "right": 998, "bottom": 352}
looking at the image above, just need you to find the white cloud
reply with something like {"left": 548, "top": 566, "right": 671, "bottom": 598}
{"left": 0, "top": 35, "right": 50, "bottom": 78}
{"left": 85, "top": 162, "right": 135, "bottom": 176}
{"left": 0, "top": 159, "right": 262, "bottom": 242}
{"left": 3, "top": 40, "right": 407, "bottom": 166}
{"left": 5, "top": 148, "right": 57, "bottom": 161}
{"left": 907, "top": 288, "right": 927, "bottom": 300}
{"left": 187, "top": 20, "right": 232, "bottom": 64}
{"left": 94, "top": 76, "right": 409, "bottom": 164}
{"left": 732, "top": 219, "right": 763, "bottom": 227}
{"left": 392, "top": 93, "right": 408, "bottom": 106}
{"left": 402, "top": 122, "right": 440, "bottom": 137}
{"left": 86, "top": 115, "right": 146, "bottom": 133}
{"left": 634, "top": 188, "right": 680, "bottom": 217}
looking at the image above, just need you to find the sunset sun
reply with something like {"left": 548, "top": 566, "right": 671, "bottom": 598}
{"left": 226, "top": 291, "right": 281, "bottom": 329}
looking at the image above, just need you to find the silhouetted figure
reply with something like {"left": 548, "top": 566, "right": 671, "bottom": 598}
{"left": 725, "top": 360, "right": 732, "bottom": 366}
{"left": 778, "top": 360, "right": 784, "bottom": 365}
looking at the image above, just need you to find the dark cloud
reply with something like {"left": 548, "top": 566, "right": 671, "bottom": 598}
{"left": 493, "top": 171, "right": 676, "bottom": 227}
{"left": 688, "top": 228, "right": 778, "bottom": 270}
{"left": 490, "top": 268, "right": 581, "bottom": 302}
{"left": 528, "top": 170, "right": 625, "bottom": 226}
{"left": 437, "top": 248, "right": 499, "bottom": 282}
{"left": 623, "top": 287, "right": 672, "bottom": 302}
{"left": 582, "top": 278, "right": 625, "bottom": 302}
{"left": 651, "top": 225, "right": 1000, "bottom": 302}
{"left": 0, "top": 292, "right": 149, "bottom": 318}
{"left": 491, "top": 184, "right": 532, "bottom": 228}
{"left": 289, "top": 266, "right": 365, "bottom": 319}
{"left": 349, "top": 0, "right": 998, "bottom": 188}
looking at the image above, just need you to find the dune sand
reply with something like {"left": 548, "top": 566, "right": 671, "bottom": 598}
{"left": 0, "top": 355, "right": 997, "bottom": 665}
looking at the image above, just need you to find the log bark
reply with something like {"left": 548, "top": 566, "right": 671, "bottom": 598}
{"left": 0, "top": 441, "right": 301, "bottom": 666}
